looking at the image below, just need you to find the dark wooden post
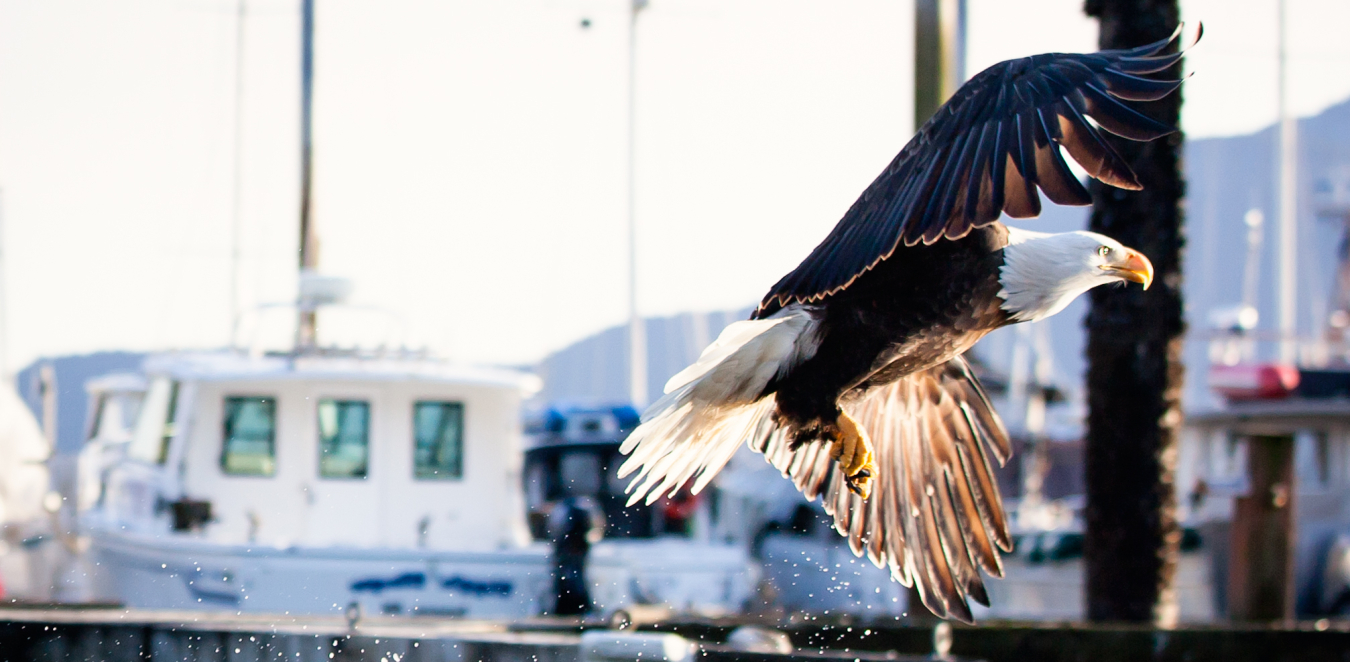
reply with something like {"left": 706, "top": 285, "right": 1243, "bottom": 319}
{"left": 1228, "top": 435, "right": 1296, "bottom": 621}
{"left": 1081, "top": 0, "right": 1186, "bottom": 624}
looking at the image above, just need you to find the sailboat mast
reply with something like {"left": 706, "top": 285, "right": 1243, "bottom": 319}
{"left": 297, "top": 0, "right": 318, "bottom": 350}
{"left": 1276, "top": 0, "right": 1298, "bottom": 364}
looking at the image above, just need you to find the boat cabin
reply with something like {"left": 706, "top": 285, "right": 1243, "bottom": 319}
{"left": 93, "top": 351, "right": 539, "bottom": 552}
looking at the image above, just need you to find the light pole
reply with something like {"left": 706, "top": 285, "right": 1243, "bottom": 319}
{"left": 229, "top": 0, "right": 246, "bottom": 346}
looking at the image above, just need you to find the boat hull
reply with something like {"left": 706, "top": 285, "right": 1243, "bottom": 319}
{"left": 91, "top": 531, "right": 552, "bottom": 618}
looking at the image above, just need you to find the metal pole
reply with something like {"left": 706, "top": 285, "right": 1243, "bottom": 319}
{"left": 1242, "top": 209, "right": 1265, "bottom": 313}
{"left": 297, "top": 0, "right": 318, "bottom": 350}
{"left": 230, "top": 0, "right": 246, "bottom": 347}
{"left": 627, "top": 0, "right": 648, "bottom": 408}
{"left": 39, "top": 364, "right": 56, "bottom": 450}
{"left": 1276, "top": 0, "right": 1298, "bottom": 364}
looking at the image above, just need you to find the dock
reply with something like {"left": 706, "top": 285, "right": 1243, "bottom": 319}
{"left": 2, "top": 606, "right": 1349, "bottom": 662}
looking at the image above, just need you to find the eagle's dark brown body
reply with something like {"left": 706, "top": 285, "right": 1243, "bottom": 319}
{"left": 761, "top": 225, "right": 1012, "bottom": 443}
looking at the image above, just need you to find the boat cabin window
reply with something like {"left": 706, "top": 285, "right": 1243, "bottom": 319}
{"left": 128, "top": 378, "right": 180, "bottom": 465}
{"left": 413, "top": 401, "right": 464, "bottom": 480}
{"left": 318, "top": 399, "right": 370, "bottom": 479}
{"left": 559, "top": 451, "right": 602, "bottom": 497}
{"left": 88, "top": 391, "right": 143, "bottom": 444}
{"left": 221, "top": 397, "right": 277, "bottom": 476}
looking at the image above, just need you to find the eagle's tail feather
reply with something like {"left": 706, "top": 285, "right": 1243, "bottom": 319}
{"left": 618, "top": 307, "right": 818, "bottom": 506}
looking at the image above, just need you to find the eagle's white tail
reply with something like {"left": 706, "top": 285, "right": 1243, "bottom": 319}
{"left": 618, "top": 306, "right": 820, "bottom": 506}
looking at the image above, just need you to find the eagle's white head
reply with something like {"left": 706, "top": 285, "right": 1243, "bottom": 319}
{"left": 997, "top": 227, "right": 1154, "bottom": 323}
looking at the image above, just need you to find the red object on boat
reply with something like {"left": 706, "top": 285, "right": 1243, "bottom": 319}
{"left": 662, "top": 489, "right": 699, "bottom": 522}
{"left": 1209, "top": 363, "right": 1300, "bottom": 400}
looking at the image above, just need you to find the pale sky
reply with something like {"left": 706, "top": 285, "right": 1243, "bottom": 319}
{"left": 0, "top": 0, "right": 1347, "bottom": 371}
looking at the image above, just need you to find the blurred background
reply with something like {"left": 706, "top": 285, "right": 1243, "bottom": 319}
{"left": 1, "top": 0, "right": 1350, "bottom": 641}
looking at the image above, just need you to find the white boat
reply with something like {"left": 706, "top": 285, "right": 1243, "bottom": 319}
{"left": 82, "top": 349, "right": 554, "bottom": 617}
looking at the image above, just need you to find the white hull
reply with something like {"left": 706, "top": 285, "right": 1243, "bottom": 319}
{"left": 91, "top": 530, "right": 552, "bottom": 618}
{"left": 587, "top": 539, "right": 754, "bottom": 616}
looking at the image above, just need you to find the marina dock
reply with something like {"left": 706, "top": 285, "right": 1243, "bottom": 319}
{"left": 1, "top": 606, "right": 1348, "bottom": 662}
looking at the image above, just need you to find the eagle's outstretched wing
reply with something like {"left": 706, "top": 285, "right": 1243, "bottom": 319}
{"left": 752, "top": 357, "right": 1011, "bottom": 622}
{"left": 757, "top": 24, "right": 1197, "bottom": 317}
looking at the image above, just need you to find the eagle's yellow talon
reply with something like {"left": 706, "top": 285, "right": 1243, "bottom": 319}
{"left": 833, "top": 411, "right": 876, "bottom": 499}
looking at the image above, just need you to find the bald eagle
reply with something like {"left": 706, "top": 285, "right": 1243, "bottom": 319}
{"left": 618, "top": 27, "right": 1194, "bottom": 621}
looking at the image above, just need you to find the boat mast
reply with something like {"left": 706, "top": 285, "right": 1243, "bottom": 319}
{"left": 297, "top": 0, "right": 318, "bottom": 351}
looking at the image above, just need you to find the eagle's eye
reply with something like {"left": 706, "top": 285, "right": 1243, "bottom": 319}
{"left": 1097, "top": 245, "right": 1111, "bottom": 258}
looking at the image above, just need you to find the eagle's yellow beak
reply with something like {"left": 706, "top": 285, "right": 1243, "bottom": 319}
{"left": 1103, "top": 248, "right": 1154, "bottom": 290}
